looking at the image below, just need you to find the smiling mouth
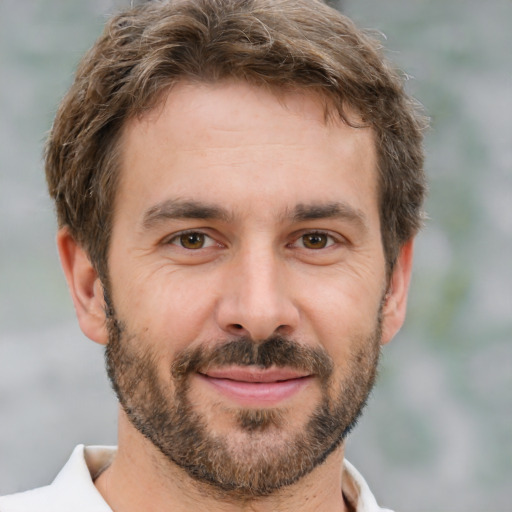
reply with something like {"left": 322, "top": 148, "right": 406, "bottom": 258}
{"left": 196, "top": 366, "right": 313, "bottom": 406}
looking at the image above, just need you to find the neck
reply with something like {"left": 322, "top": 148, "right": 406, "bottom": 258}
{"left": 94, "top": 409, "right": 348, "bottom": 512}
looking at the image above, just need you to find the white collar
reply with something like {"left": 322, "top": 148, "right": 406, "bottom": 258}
{"left": 0, "top": 445, "right": 392, "bottom": 512}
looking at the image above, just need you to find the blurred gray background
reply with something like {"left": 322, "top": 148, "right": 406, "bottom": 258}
{"left": 1, "top": 1, "right": 511, "bottom": 510}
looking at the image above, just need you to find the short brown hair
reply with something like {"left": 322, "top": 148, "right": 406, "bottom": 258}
{"left": 46, "top": 0, "right": 427, "bottom": 280}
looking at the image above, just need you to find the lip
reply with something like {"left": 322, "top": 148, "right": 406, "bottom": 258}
{"left": 196, "top": 366, "right": 312, "bottom": 406}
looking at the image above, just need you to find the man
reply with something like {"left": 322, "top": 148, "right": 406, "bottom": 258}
{"left": 0, "top": 0, "right": 426, "bottom": 510}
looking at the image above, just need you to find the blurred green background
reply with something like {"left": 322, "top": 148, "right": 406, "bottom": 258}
{"left": 0, "top": 1, "right": 510, "bottom": 510}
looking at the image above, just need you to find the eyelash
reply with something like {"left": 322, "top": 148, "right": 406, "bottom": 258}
{"left": 166, "top": 230, "right": 218, "bottom": 250}
{"left": 165, "top": 229, "right": 342, "bottom": 251}
{"left": 290, "top": 231, "right": 340, "bottom": 250}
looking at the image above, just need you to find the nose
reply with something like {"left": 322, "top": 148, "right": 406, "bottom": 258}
{"left": 215, "top": 246, "right": 300, "bottom": 341}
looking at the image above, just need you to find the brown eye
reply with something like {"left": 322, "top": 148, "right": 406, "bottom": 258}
{"left": 301, "top": 233, "right": 329, "bottom": 249}
{"left": 179, "top": 232, "right": 205, "bottom": 249}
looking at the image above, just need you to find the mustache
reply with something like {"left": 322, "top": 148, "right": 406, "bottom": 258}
{"left": 171, "top": 335, "right": 333, "bottom": 383}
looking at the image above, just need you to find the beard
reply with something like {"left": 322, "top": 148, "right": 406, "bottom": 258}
{"left": 104, "top": 296, "right": 382, "bottom": 498}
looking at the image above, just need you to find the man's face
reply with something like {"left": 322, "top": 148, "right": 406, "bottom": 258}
{"left": 105, "top": 81, "right": 389, "bottom": 495}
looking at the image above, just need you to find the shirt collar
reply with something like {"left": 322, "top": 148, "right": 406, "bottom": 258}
{"left": 54, "top": 445, "right": 391, "bottom": 512}
{"left": 342, "top": 459, "right": 393, "bottom": 512}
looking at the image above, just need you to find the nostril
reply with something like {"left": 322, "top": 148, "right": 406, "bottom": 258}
{"left": 276, "top": 324, "right": 292, "bottom": 335}
{"left": 233, "top": 324, "right": 244, "bottom": 330}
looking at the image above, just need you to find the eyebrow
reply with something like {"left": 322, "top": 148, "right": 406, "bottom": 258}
{"left": 141, "top": 199, "right": 232, "bottom": 230}
{"left": 141, "top": 198, "right": 368, "bottom": 232}
{"left": 291, "top": 202, "right": 369, "bottom": 232}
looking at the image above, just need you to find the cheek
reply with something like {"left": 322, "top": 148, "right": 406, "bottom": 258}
{"left": 112, "top": 264, "right": 223, "bottom": 355}
{"left": 294, "top": 269, "right": 384, "bottom": 359}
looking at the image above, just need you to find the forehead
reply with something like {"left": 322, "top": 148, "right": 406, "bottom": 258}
{"left": 116, "top": 80, "right": 378, "bottom": 227}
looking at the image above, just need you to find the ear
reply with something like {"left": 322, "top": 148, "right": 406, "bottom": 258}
{"left": 57, "top": 227, "right": 109, "bottom": 345}
{"left": 380, "top": 239, "right": 414, "bottom": 345}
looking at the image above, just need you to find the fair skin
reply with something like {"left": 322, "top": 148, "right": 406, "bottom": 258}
{"left": 58, "top": 81, "right": 414, "bottom": 512}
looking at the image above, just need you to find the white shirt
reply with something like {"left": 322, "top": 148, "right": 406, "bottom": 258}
{"left": 0, "top": 445, "right": 393, "bottom": 512}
